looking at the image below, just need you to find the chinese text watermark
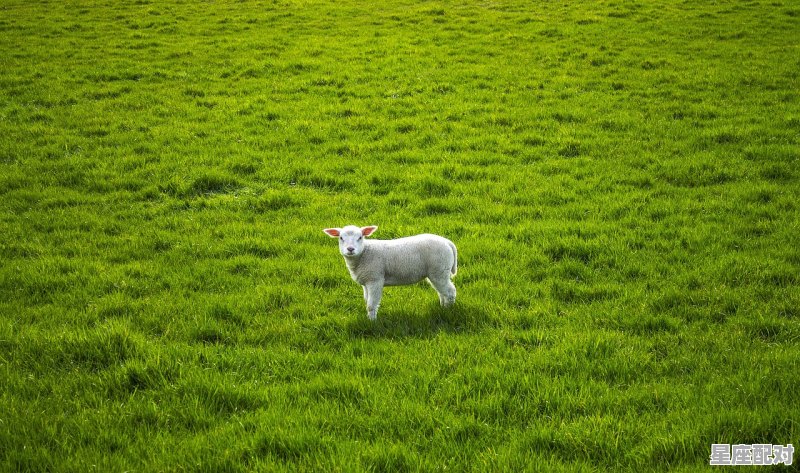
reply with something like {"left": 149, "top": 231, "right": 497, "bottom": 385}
{"left": 710, "top": 444, "right": 793, "bottom": 466}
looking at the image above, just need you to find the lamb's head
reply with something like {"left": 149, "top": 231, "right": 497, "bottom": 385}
{"left": 323, "top": 225, "right": 378, "bottom": 257}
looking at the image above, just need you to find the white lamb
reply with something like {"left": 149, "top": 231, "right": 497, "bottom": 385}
{"left": 323, "top": 225, "right": 458, "bottom": 320}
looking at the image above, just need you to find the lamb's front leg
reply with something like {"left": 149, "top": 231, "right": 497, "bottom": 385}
{"left": 364, "top": 281, "right": 384, "bottom": 321}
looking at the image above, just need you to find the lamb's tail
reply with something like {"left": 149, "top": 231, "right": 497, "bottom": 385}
{"left": 448, "top": 240, "right": 458, "bottom": 277}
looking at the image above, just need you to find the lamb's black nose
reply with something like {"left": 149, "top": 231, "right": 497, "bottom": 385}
{"left": 347, "top": 246, "right": 355, "bottom": 253}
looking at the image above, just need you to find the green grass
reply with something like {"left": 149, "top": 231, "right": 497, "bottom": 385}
{"left": 1, "top": 0, "right": 799, "bottom": 470}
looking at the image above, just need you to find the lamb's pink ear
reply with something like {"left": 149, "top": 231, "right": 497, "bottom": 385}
{"left": 361, "top": 226, "right": 378, "bottom": 237}
{"left": 323, "top": 228, "right": 341, "bottom": 237}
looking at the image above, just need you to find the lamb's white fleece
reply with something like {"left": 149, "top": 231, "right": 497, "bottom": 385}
{"left": 323, "top": 225, "right": 457, "bottom": 320}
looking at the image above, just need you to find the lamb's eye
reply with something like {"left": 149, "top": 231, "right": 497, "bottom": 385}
{"left": 339, "top": 237, "right": 343, "bottom": 241}
{"left": 358, "top": 236, "right": 362, "bottom": 241}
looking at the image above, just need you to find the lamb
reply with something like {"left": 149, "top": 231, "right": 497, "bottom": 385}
{"left": 323, "top": 225, "right": 458, "bottom": 320}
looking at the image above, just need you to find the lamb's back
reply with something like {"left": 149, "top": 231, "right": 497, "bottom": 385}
{"left": 372, "top": 235, "right": 453, "bottom": 285}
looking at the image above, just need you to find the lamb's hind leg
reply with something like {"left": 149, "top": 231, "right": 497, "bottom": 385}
{"left": 427, "top": 273, "right": 456, "bottom": 307}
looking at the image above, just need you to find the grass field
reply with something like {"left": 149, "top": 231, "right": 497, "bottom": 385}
{"left": 1, "top": 0, "right": 799, "bottom": 470}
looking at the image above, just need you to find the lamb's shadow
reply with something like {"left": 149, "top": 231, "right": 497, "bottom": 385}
{"left": 346, "top": 302, "right": 490, "bottom": 340}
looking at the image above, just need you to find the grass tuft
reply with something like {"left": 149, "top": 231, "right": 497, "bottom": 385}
{"left": 188, "top": 172, "right": 240, "bottom": 196}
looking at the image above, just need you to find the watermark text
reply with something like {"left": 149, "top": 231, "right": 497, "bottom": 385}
{"left": 710, "top": 444, "right": 793, "bottom": 466}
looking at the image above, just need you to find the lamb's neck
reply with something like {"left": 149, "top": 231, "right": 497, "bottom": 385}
{"left": 344, "top": 254, "right": 361, "bottom": 273}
